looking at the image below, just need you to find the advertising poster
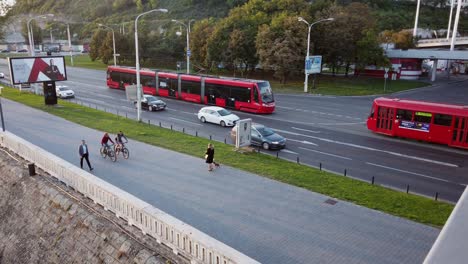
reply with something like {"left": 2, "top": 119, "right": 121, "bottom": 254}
{"left": 9, "top": 56, "right": 67, "bottom": 85}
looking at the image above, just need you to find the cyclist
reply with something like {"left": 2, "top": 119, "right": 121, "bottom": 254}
{"left": 101, "top": 132, "right": 114, "bottom": 153}
{"left": 117, "top": 131, "right": 128, "bottom": 145}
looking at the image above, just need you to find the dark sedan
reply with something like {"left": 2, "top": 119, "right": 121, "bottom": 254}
{"left": 136, "top": 95, "right": 166, "bottom": 111}
{"left": 231, "top": 123, "right": 286, "bottom": 150}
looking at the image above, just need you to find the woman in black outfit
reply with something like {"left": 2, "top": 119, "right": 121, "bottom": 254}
{"left": 205, "top": 143, "right": 215, "bottom": 171}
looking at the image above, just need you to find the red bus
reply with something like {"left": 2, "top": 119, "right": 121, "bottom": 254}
{"left": 106, "top": 66, "right": 275, "bottom": 114}
{"left": 367, "top": 97, "right": 468, "bottom": 149}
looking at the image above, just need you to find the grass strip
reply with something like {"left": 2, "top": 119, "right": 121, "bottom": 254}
{"left": 1, "top": 87, "right": 453, "bottom": 227}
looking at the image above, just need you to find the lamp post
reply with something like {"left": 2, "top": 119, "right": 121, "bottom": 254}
{"left": 27, "top": 14, "right": 54, "bottom": 56}
{"left": 297, "top": 17, "right": 333, "bottom": 93}
{"left": 171, "top": 19, "right": 195, "bottom": 74}
{"left": 67, "top": 23, "right": 74, "bottom": 66}
{"left": 98, "top": 24, "right": 117, "bottom": 67}
{"left": 135, "top": 8, "right": 168, "bottom": 122}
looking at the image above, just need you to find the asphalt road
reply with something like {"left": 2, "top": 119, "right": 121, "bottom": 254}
{"left": 1, "top": 60, "right": 467, "bottom": 202}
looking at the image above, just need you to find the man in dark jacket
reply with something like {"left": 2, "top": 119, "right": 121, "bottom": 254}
{"left": 79, "top": 139, "right": 93, "bottom": 171}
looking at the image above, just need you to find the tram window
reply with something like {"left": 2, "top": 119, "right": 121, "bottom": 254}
{"left": 434, "top": 114, "right": 452, "bottom": 126}
{"left": 396, "top": 109, "right": 413, "bottom": 121}
{"left": 414, "top": 112, "right": 432, "bottom": 123}
{"left": 369, "top": 107, "right": 375, "bottom": 118}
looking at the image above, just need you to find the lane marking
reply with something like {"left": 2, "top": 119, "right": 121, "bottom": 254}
{"left": 287, "top": 138, "right": 318, "bottom": 146}
{"left": 275, "top": 105, "right": 362, "bottom": 120}
{"left": 366, "top": 162, "right": 462, "bottom": 185}
{"left": 169, "top": 117, "right": 202, "bottom": 126}
{"left": 280, "top": 149, "right": 299, "bottom": 155}
{"left": 273, "top": 129, "right": 459, "bottom": 168}
{"left": 299, "top": 147, "right": 352, "bottom": 160}
{"left": 291, "top": 127, "right": 320, "bottom": 133}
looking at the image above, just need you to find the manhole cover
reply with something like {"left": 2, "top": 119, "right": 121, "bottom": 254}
{"left": 324, "top": 199, "right": 337, "bottom": 205}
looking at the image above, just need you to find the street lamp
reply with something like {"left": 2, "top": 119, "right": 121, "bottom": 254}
{"left": 297, "top": 17, "right": 333, "bottom": 93}
{"left": 171, "top": 19, "right": 195, "bottom": 74}
{"left": 66, "top": 23, "right": 74, "bottom": 66}
{"left": 98, "top": 24, "right": 117, "bottom": 67}
{"left": 135, "top": 8, "right": 168, "bottom": 122}
{"left": 27, "top": 14, "right": 54, "bottom": 56}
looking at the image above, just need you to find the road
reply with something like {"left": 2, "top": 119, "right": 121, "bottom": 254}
{"left": 1, "top": 98, "right": 439, "bottom": 264}
{"left": 1, "top": 60, "right": 468, "bottom": 202}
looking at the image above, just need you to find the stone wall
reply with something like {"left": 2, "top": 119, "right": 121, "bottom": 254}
{"left": 0, "top": 147, "right": 188, "bottom": 264}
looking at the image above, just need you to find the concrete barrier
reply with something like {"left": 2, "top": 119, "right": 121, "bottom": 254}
{"left": 0, "top": 131, "right": 260, "bottom": 264}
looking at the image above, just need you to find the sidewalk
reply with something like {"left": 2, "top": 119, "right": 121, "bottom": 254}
{"left": 2, "top": 99, "right": 439, "bottom": 264}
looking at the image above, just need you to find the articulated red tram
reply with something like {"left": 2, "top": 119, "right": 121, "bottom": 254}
{"left": 367, "top": 97, "right": 468, "bottom": 149}
{"left": 106, "top": 66, "right": 275, "bottom": 114}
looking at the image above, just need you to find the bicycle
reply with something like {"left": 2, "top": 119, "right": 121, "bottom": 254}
{"left": 100, "top": 144, "right": 117, "bottom": 162}
{"left": 114, "top": 141, "right": 130, "bottom": 159}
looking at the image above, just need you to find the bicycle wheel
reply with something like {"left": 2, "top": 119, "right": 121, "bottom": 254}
{"left": 100, "top": 146, "right": 107, "bottom": 158}
{"left": 122, "top": 148, "right": 130, "bottom": 159}
{"left": 109, "top": 149, "right": 117, "bottom": 162}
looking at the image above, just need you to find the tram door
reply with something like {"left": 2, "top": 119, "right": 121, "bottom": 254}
{"left": 452, "top": 116, "right": 468, "bottom": 148}
{"left": 376, "top": 106, "right": 395, "bottom": 135}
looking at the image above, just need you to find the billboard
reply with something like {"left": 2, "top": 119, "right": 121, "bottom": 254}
{"left": 8, "top": 56, "right": 67, "bottom": 85}
{"left": 305, "top": 55, "right": 322, "bottom": 74}
{"left": 235, "top": 118, "right": 252, "bottom": 148}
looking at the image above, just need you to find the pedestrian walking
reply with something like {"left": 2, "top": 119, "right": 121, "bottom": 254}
{"left": 205, "top": 143, "right": 216, "bottom": 171}
{"left": 79, "top": 139, "right": 93, "bottom": 171}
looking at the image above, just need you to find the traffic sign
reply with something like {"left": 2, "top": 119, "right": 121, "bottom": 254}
{"left": 187, "top": 49, "right": 191, "bottom": 57}
{"left": 384, "top": 67, "right": 389, "bottom": 73}
{"left": 384, "top": 73, "right": 389, "bottom": 79}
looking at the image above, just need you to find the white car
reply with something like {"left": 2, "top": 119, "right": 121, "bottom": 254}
{"left": 0, "top": 72, "right": 4, "bottom": 78}
{"left": 197, "top": 106, "right": 240, "bottom": 127}
{"left": 55, "top": 86, "right": 75, "bottom": 99}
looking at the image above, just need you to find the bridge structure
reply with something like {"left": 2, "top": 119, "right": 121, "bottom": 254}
{"left": 416, "top": 37, "right": 468, "bottom": 48}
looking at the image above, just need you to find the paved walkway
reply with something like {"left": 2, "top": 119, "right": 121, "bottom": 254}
{"left": 2, "top": 99, "right": 439, "bottom": 264}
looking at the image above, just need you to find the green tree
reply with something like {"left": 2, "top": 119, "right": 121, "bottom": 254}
{"left": 256, "top": 15, "right": 304, "bottom": 83}
{"left": 190, "top": 18, "right": 216, "bottom": 70}
{"left": 89, "top": 29, "right": 107, "bottom": 61}
{"left": 355, "top": 30, "right": 389, "bottom": 74}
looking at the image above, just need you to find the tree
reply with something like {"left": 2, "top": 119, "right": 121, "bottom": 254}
{"left": 355, "top": 30, "right": 389, "bottom": 74}
{"left": 89, "top": 29, "right": 107, "bottom": 62}
{"left": 256, "top": 15, "right": 304, "bottom": 83}
{"left": 99, "top": 31, "right": 114, "bottom": 64}
{"left": 190, "top": 18, "right": 216, "bottom": 70}
{"left": 392, "top": 30, "right": 415, "bottom": 50}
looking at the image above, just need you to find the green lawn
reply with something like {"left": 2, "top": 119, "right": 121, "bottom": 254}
{"left": 271, "top": 75, "right": 429, "bottom": 96}
{"left": 65, "top": 54, "right": 108, "bottom": 70}
{"left": 0, "top": 86, "right": 453, "bottom": 228}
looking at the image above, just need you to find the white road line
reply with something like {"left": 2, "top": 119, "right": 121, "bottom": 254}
{"left": 276, "top": 106, "right": 295, "bottom": 110}
{"left": 299, "top": 147, "right": 352, "bottom": 160}
{"left": 273, "top": 129, "right": 459, "bottom": 168}
{"left": 166, "top": 108, "right": 197, "bottom": 115}
{"left": 169, "top": 117, "right": 202, "bottom": 126}
{"left": 287, "top": 138, "right": 319, "bottom": 146}
{"left": 366, "top": 162, "right": 458, "bottom": 184}
{"left": 291, "top": 127, "right": 320, "bottom": 133}
{"left": 280, "top": 149, "right": 299, "bottom": 155}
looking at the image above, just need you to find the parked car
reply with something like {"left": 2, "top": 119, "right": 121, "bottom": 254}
{"left": 0, "top": 72, "right": 4, "bottom": 78}
{"left": 230, "top": 123, "right": 286, "bottom": 150}
{"left": 136, "top": 95, "right": 166, "bottom": 111}
{"left": 55, "top": 86, "right": 75, "bottom": 99}
{"left": 0, "top": 49, "right": 9, "bottom": 53}
{"left": 17, "top": 49, "right": 28, "bottom": 53}
{"left": 197, "top": 106, "right": 239, "bottom": 127}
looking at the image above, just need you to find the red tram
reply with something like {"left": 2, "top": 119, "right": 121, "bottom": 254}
{"left": 106, "top": 66, "right": 275, "bottom": 114}
{"left": 367, "top": 97, "right": 468, "bottom": 149}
